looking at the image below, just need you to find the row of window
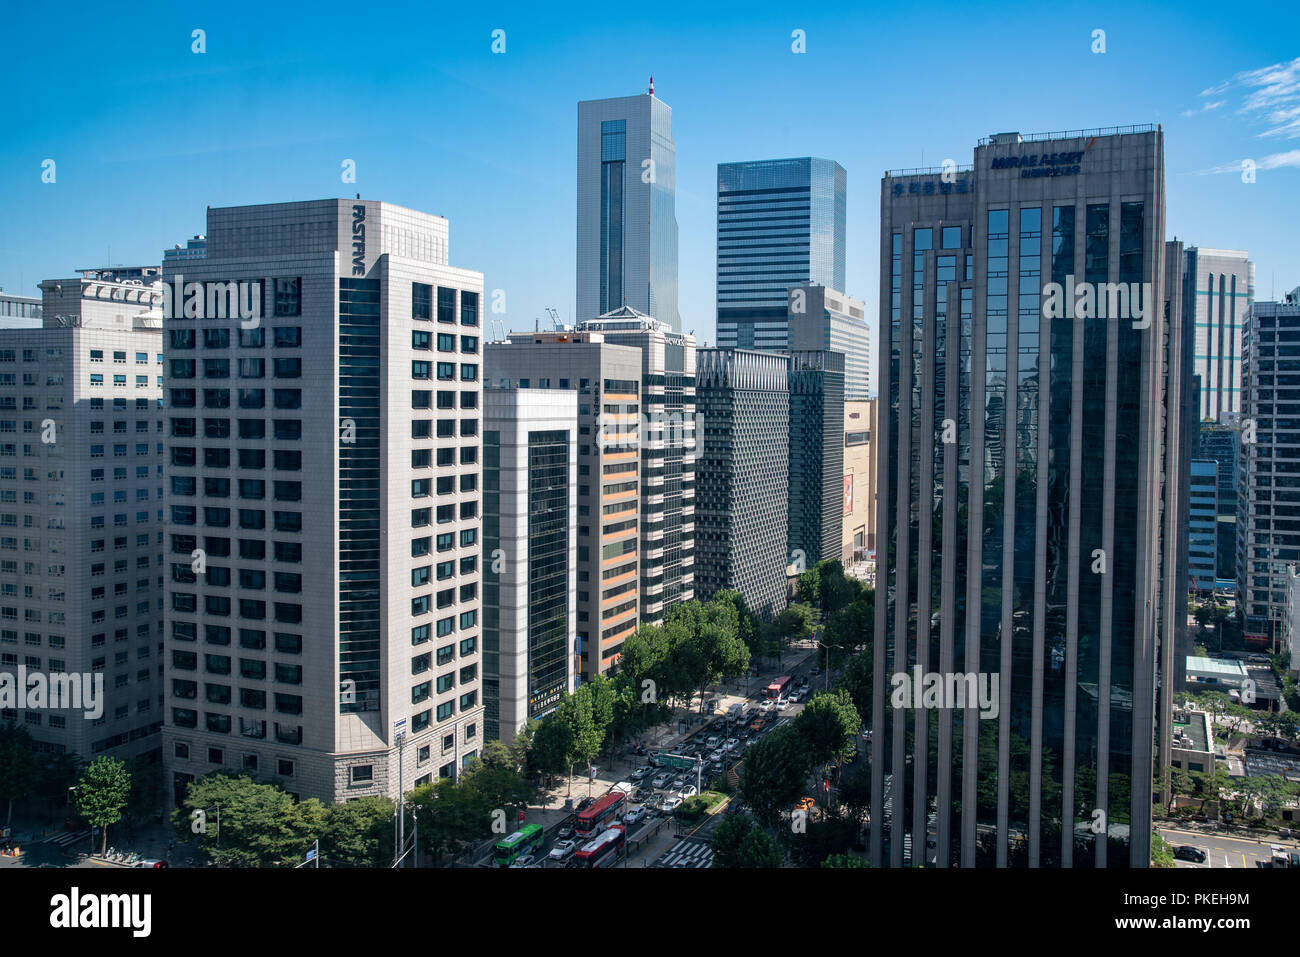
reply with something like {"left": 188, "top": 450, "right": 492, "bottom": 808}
{"left": 168, "top": 327, "right": 301, "bottom": 350}
{"left": 168, "top": 358, "right": 301, "bottom": 379}
{"left": 166, "top": 388, "right": 302, "bottom": 409}
{"left": 87, "top": 375, "right": 160, "bottom": 387}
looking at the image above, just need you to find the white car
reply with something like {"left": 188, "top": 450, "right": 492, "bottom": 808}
{"left": 775, "top": 698, "right": 791, "bottom": 711}
{"left": 705, "top": 736, "right": 720, "bottom": 748}
{"left": 679, "top": 785, "right": 698, "bottom": 798}
{"left": 709, "top": 749, "right": 725, "bottom": 763}
{"left": 723, "top": 738, "right": 739, "bottom": 752}
{"left": 625, "top": 806, "right": 648, "bottom": 825}
{"left": 652, "top": 772, "right": 671, "bottom": 788}
{"left": 761, "top": 699, "right": 776, "bottom": 713}
{"left": 509, "top": 853, "right": 537, "bottom": 869}
{"left": 787, "top": 691, "right": 802, "bottom": 704}
{"left": 662, "top": 796, "right": 683, "bottom": 812}
{"left": 549, "top": 839, "right": 577, "bottom": 861}
{"left": 630, "top": 766, "right": 651, "bottom": 781}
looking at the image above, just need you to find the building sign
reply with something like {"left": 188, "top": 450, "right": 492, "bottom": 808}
{"left": 844, "top": 474, "right": 854, "bottom": 516}
{"left": 351, "top": 204, "right": 367, "bottom": 275}
{"left": 991, "top": 151, "right": 1084, "bottom": 178}
{"left": 891, "top": 179, "right": 969, "bottom": 197}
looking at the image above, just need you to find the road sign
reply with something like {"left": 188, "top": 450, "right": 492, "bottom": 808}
{"left": 305, "top": 847, "right": 317, "bottom": 862}
{"left": 659, "top": 753, "right": 697, "bottom": 770}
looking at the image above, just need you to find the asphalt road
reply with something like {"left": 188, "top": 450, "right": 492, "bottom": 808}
{"left": 1157, "top": 824, "right": 1299, "bottom": 868}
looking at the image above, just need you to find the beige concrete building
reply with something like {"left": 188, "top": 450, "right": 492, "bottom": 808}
{"left": 842, "top": 398, "right": 875, "bottom": 564}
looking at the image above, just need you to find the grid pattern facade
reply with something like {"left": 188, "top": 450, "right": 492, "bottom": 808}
{"left": 1236, "top": 295, "right": 1300, "bottom": 643}
{"left": 162, "top": 200, "right": 484, "bottom": 805}
{"left": 787, "top": 351, "right": 845, "bottom": 567}
{"left": 695, "top": 348, "right": 790, "bottom": 618}
{"left": 1188, "top": 247, "right": 1253, "bottom": 423}
{"left": 1188, "top": 460, "right": 1218, "bottom": 591}
{"left": 0, "top": 321, "right": 165, "bottom": 760}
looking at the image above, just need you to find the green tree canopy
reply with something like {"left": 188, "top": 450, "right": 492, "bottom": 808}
{"left": 75, "top": 756, "right": 132, "bottom": 855}
{"left": 320, "top": 795, "right": 395, "bottom": 867}
{"left": 172, "top": 771, "right": 325, "bottom": 867}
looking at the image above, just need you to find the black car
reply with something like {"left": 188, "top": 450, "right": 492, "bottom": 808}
{"left": 1173, "top": 845, "right": 1207, "bottom": 863}
{"left": 576, "top": 797, "right": 596, "bottom": 813}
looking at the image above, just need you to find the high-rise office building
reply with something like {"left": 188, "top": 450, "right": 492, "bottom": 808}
{"left": 162, "top": 199, "right": 484, "bottom": 805}
{"left": 1186, "top": 247, "right": 1253, "bottom": 423}
{"left": 1198, "top": 422, "right": 1240, "bottom": 588}
{"left": 695, "top": 348, "right": 790, "bottom": 617}
{"left": 1237, "top": 288, "right": 1300, "bottom": 648}
{"left": 788, "top": 284, "right": 870, "bottom": 400}
{"left": 576, "top": 308, "right": 696, "bottom": 624}
{"left": 715, "top": 158, "right": 846, "bottom": 350}
{"left": 482, "top": 388, "right": 577, "bottom": 744}
{"left": 873, "top": 127, "right": 1179, "bottom": 868}
{"left": 0, "top": 269, "right": 165, "bottom": 760}
{"left": 1189, "top": 460, "right": 1218, "bottom": 592}
{"left": 787, "top": 350, "right": 844, "bottom": 568}
{"left": 577, "top": 89, "right": 679, "bottom": 331}
{"left": 485, "top": 330, "right": 642, "bottom": 681}
{"left": 842, "top": 398, "right": 876, "bottom": 564}
{"left": 163, "top": 236, "right": 208, "bottom": 265}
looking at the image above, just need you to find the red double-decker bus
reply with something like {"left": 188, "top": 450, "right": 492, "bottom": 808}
{"left": 575, "top": 791, "right": 625, "bottom": 837}
{"left": 574, "top": 825, "right": 625, "bottom": 868}
{"left": 766, "top": 675, "right": 792, "bottom": 698}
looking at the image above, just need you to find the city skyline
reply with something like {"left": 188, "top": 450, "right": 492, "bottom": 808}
{"left": 5, "top": 1, "right": 1300, "bottom": 390}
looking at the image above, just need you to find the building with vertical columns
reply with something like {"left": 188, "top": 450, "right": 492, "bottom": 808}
{"left": 1187, "top": 247, "right": 1252, "bottom": 423}
{"left": 485, "top": 330, "right": 642, "bottom": 681}
{"left": 842, "top": 398, "right": 876, "bottom": 564}
{"left": 482, "top": 388, "right": 577, "bottom": 744}
{"left": 576, "top": 308, "right": 696, "bottom": 624}
{"left": 162, "top": 199, "right": 484, "bottom": 805}
{"left": 695, "top": 348, "right": 790, "bottom": 617}
{"left": 873, "top": 127, "right": 1177, "bottom": 868}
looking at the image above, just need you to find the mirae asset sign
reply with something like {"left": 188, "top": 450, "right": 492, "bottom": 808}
{"left": 991, "top": 150, "right": 1085, "bottom": 178}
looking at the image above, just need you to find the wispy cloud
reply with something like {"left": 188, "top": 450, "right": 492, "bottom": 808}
{"left": 1195, "top": 149, "right": 1300, "bottom": 175}
{"left": 1191, "top": 56, "right": 1300, "bottom": 138}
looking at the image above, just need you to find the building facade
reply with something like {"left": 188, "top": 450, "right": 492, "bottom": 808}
{"left": 715, "top": 157, "right": 846, "bottom": 350}
{"left": 485, "top": 330, "right": 642, "bottom": 681}
{"left": 1189, "top": 459, "right": 1218, "bottom": 592}
{"left": 1187, "top": 247, "right": 1253, "bottom": 423}
{"left": 577, "top": 308, "right": 696, "bottom": 624}
{"left": 577, "top": 90, "right": 679, "bottom": 331}
{"left": 0, "top": 269, "right": 165, "bottom": 761}
{"left": 788, "top": 284, "right": 870, "bottom": 401}
{"left": 842, "top": 398, "right": 876, "bottom": 564}
{"left": 1236, "top": 289, "right": 1300, "bottom": 648}
{"left": 1198, "top": 422, "right": 1240, "bottom": 589}
{"left": 787, "top": 350, "right": 845, "bottom": 568}
{"left": 482, "top": 388, "right": 577, "bottom": 744}
{"left": 0, "top": 290, "right": 43, "bottom": 329}
{"left": 695, "top": 348, "right": 790, "bottom": 617}
{"left": 873, "top": 127, "right": 1176, "bottom": 868}
{"left": 162, "top": 199, "right": 485, "bottom": 805}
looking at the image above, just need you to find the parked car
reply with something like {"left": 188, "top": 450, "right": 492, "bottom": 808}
{"left": 132, "top": 859, "right": 168, "bottom": 868}
{"left": 549, "top": 840, "right": 578, "bottom": 862}
{"left": 1172, "top": 845, "right": 1207, "bottom": 863}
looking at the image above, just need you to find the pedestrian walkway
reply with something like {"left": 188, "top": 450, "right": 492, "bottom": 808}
{"left": 655, "top": 838, "right": 713, "bottom": 868}
{"left": 42, "top": 829, "right": 90, "bottom": 848}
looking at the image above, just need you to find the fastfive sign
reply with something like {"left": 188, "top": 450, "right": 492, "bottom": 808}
{"left": 351, "top": 204, "right": 367, "bottom": 276}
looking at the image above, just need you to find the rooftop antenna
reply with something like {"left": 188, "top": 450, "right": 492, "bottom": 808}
{"left": 649, "top": 75, "right": 654, "bottom": 96}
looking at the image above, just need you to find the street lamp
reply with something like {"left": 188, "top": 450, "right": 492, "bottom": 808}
{"left": 814, "top": 640, "right": 831, "bottom": 691}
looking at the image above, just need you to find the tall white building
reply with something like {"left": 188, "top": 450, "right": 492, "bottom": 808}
{"left": 162, "top": 199, "right": 484, "bottom": 805}
{"left": 0, "top": 267, "right": 165, "bottom": 760}
{"left": 1187, "top": 247, "right": 1253, "bottom": 423}
{"left": 482, "top": 389, "right": 577, "bottom": 744}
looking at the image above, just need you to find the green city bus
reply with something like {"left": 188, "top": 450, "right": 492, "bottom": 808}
{"left": 494, "top": 823, "right": 544, "bottom": 866}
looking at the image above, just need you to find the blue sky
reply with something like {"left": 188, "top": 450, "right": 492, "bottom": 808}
{"left": 4, "top": 0, "right": 1298, "bottom": 383}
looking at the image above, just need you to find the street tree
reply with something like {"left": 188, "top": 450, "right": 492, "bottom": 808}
{"left": 74, "top": 756, "right": 132, "bottom": 855}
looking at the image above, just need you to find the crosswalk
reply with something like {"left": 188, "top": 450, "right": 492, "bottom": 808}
{"left": 42, "top": 829, "right": 90, "bottom": 848}
{"left": 656, "top": 839, "right": 713, "bottom": 868}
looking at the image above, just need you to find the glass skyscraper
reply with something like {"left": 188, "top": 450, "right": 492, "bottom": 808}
{"left": 576, "top": 91, "right": 679, "bottom": 330}
{"left": 873, "top": 127, "right": 1182, "bottom": 868}
{"left": 715, "top": 157, "right": 846, "bottom": 349}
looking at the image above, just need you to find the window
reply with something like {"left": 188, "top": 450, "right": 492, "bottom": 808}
{"left": 460, "top": 291, "right": 478, "bottom": 326}
{"left": 273, "top": 327, "right": 301, "bottom": 348}
{"left": 413, "top": 282, "right": 433, "bottom": 320}
{"left": 437, "top": 287, "right": 456, "bottom": 324}
{"left": 412, "top": 361, "right": 431, "bottom": 380}
{"left": 274, "top": 278, "right": 301, "bottom": 316}
{"left": 350, "top": 765, "right": 373, "bottom": 784}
